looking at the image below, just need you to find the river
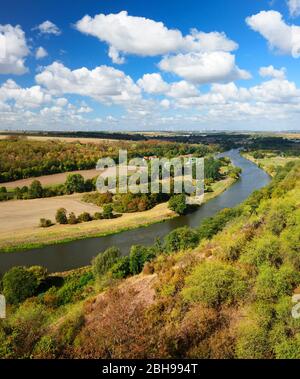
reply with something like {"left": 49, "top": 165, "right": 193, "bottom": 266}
{"left": 0, "top": 150, "right": 271, "bottom": 275}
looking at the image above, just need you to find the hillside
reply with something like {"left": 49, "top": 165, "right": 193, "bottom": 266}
{"left": 1, "top": 160, "right": 300, "bottom": 359}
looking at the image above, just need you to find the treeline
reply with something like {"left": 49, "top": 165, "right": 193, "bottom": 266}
{"left": 0, "top": 137, "right": 212, "bottom": 183}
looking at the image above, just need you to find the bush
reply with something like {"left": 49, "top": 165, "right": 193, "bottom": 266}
{"left": 129, "top": 245, "right": 155, "bottom": 275}
{"left": 92, "top": 247, "right": 121, "bottom": 277}
{"left": 103, "top": 204, "right": 114, "bottom": 219}
{"left": 77, "top": 212, "right": 92, "bottom": 223}
{"left": 236, "top": 322, "right": 270, "bottom": 359}
{"left": 65, "top": 174, "right": 85, "bottom": 194}
{"left": 94, "top": 212, "right": 103, "bottom": 220}
{"left": 164, "top": 227, "right": 199, "bottom": 253}
{"left": 182, "top": 261, "right": 247, "bottom": 307}
{"left": 168, "top": 194, "right": 188, "bottom": 215}
{"left": 39, "top": 218, "right": 53, "bottom": 228}
{"left": 67, "top": 212, "right": 78, "bottom": 225}
{"left": 55, "top": 208, "right": 68, "bottom": 225}
{"left": 111, "top": 257, "right": 131, "bottom": 279}
{"left": 29, "top": 180, "right": 43, "bottom": 199}
{"left": 27, "top": 266, "right": 48, "bottom": 286}
{"left": 82, "top": 191, "right": 113, "bottom": 206}
{"left": 2, "top": 267, "right": 38, "bottom": 304}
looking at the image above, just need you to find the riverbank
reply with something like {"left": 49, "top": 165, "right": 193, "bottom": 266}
{"left": 242, "top": 152, "right": 300, "bottom": 177}
{"left": 0, "top": 176, "right": 236, "bottom": 253}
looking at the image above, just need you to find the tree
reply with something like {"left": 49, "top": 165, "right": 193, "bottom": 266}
{"left": 129, "top": 245, "right": 154, "bottom": 275}
{"left": 2, "top": 267, "right": 38, "bottom": 304}
{"left": 164, "top": 227, "right": 199, "bottom": 253}
{"left": 68, "top": 212, "right": 78, "bottom": 225}
{"left": 77, "top": 212, "right": 92, "bottom": 223}
{"left": 168, "top": 194, "right": 188, "bottom": 215}
{"left": 39, "top": 218, "right": 52, "bottom": 228}
{"left": 92, "top": 247, "right": 121, "bottom": 277}
{"left": 29, "top": 180, "right": 43, "bottom": 199}
{"left": 65, "top": 174, "right": 85, "bottom": 194}
{"left": 111, "top": 257, "right": 131, "bottom": 279}
{"left": 55, "top": 208, "right": 68, "bottom": 224}
{"left": 27, "top": 266, "right": 48, "bottom": 286}
{"left": 103, "top": 204, "right": 114, "bottom": 219}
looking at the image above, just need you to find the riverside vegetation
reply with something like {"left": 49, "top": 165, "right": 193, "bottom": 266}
{"left": 0, "top": 158, "right": 299, "bottom": 359}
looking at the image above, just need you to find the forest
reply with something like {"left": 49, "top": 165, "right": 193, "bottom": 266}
{"left": 0, "top": 137, "right": 213, "bottom": 183}
{"left": 0, "top": 158, "right": 299, "bottom": 359}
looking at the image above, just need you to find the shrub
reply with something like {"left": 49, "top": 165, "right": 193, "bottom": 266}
{"left": 94, "top": 212, "right": 103, "bottom": 220}
{"left": 164, "top": 227, "right": 199, "bottom": 253}
{"left": 2, "top": 267, "right": 38, "bottom": 304}
{"left": 27, "top": 266, "right": 48, "bottom": 286}
{"left": 65, "top": 174, "right": 85, "bottom": 194}
{"left": 82, "top": 191, "right": 113, "bottom": 206}
{"left": 55, "top": 208, "right": 68, "bottom": 224}
{"left": 103, "top": 204, "right": 114, "bottom": 219}
{"left": 28, "top": 180, "right": 43, "bottom": 199}
{"left": 92, "top": 247, "right": 121, "bottom": 277}
{"left": 111, "top": 257, "right": 131, "bottom": 279}
{"left": 168, "top": 194, "right": 188, "bottom": 215}
{"left": 129, "top": 245, "right": 155, "bottom": 275}
{"left": 39, "top": 218, "right": 53, "bottom": 228}
{"left": 182, "top": 261, "right": 247, "bottom": 307}
{"left": 67, "top": 212, "right": 78, "bottom": 225}
{"left": 236, "top": 322, "right": 270, "bottom": 359}
{"left": 77, "top": 212, "right": 92, "bottom": 223}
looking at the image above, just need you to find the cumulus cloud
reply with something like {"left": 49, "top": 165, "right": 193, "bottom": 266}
{"left": 159, "top": 51, "right": 250, "bottom": 84}
{"left": 0, "top": 24, "right": 29, "bottom": 74}
{"left": 259, "top": 65, "right": 286, "bottom": 79}
{"left": 0, "top": 79, "right": 52, "bottom": 108}
{"left": 35, "top": 46, "right": 48, "bottom": 59}
{"left": 288, "top": 0, "right": 300, "bottom": 18}
{"left": 246, "top": 10, "right": 300, "bottom": 58}
{"left": 75, "top": 11, "right": 238, "bottom": 63}
{"left": 35, "top": 62, "right": 141, "bottom": 105}
{"left": 167, "top": 81, "right": 199, "bottom": 98}
{"left": 34, "top": 20, "right": 61, "bottom": 36}
{"left": 137, "top": 73, "right": 169, "bottom": 94}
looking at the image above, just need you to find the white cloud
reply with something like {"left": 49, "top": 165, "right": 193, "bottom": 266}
{"left": 159, "top": 51, "right": 250, "bottom": 84}
{"left": 246, "top": 10, "right": 300, "bottom": 58}
{"left": 35, "top": 46, "right": 48, "bottom": 59}
{"left": 0, "top": 79, "right": 52, "bottom": 108}
{"left": 35, "top": 62, "right": 141, "bottom": 105}
{"left": 0, "top": 24, "right": 29, "bottom": 74}
{"left": 288, "top": 0, "right": 300, "bottom": 18}
{"left": 184, "top": 30, "right": 238, "bottom": 52}
{"left": 35, "top": 20, "right": 61, "bottom": 36}
{"left": 160, "top": 99, "right": 170, "bottom": 109}
{"left": 137, "top": 73, "right": 169, "bottom": 94}
{"left": 75, "top": 11, "right": 238, "bottom": 63}
{"left": 259, "top": 65, "right": 286, "bottom": 79}
{"left": 167, "top": 81, "right": 199, "bottom": 98}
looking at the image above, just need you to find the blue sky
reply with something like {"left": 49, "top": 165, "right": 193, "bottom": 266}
{"left": 1, "top": 0, "right": 300, "bottom": 131}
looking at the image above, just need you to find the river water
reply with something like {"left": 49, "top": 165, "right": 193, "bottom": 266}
{"left": 0, "top": 150, "right": 271, "bottom": 275}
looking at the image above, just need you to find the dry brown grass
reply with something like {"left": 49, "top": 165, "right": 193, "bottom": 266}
{"left": 1, "top": 169, "right": 100, "bottom": 189}
{"left": 0, "top": 201, "right": 176, "bottom": 251}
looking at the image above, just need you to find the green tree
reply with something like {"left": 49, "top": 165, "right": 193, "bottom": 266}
{"left": 92, "top": 247, "right": 121, "bottom": 277}
{"left": 168, "top": 194, "right": 188, "bottom": 215}
{"left": 55, "top": 208, "right": 68, "bottom": 224}
{"left": 29, "top": 180, "right": 43, "bottom": 199}
{"left": 103, "top": 204, "right": 113, "bottom": 219}
{"left": 164, "top": 226, "right": 199, "bottom": 253}
{"left": 2, "top": 267, "right": 38, "bottom": 304}
{"left": 65, "top": 174, "right": 85, "bottom": 194}
{"left": 129, "top": 245, "right": 154, "bottom": 275}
